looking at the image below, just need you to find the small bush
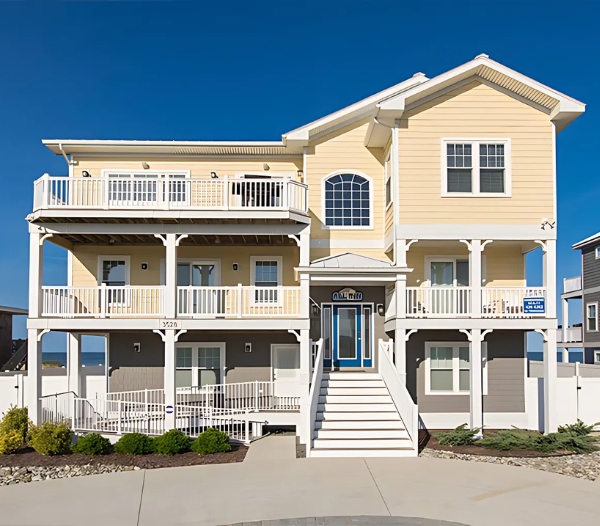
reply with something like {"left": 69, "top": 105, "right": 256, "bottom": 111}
{"left": 478, "top": 429, "right": 537, "bottom": 451}
{"left": 477, "top": 428, "right": 599, "bottom": 454}
{"left": 72, "top": 433, "right": 112, "bottom": 455}
{"left": 0, "top": 430, "right": 23, "bottom": 454}
{"left": 0, "top": 406, "right": 29, "bottom": 444}
{"left": 558, "top": 419, "right": 595, "bottom": 437}
{"left": 114, "top": 433, "right": 154, "bottom": 455}
{"left": 28, "top": 422, "right": 72, "bottom": 456}
{"left": 435, "top": 424, "right": 479, "bottom": 447}
{"left": 153, "top": 430, "right": 190, "bottom": 456}
{"left": 191, "top": 428, "right": 232, "bottom": 455}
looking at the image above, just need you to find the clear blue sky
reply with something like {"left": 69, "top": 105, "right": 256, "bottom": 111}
{"left": 0, "top": 0, "right": 598, "bottom": 352}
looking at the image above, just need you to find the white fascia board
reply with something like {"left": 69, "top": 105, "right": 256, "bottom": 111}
{"left": 296, "top": 266, "right": 412, "bottom": 275}
{"left": 43, "top": 139, "right": 285, "bottom": 152}
{"left": 378, "top": 56, "right": 585, "bottom": 122}
{"left": 394, "top": 318, "right": 557, "bottom": 331}
{"left": 396, "top": 224, "right": 557, "bottom": 241}
{"left": 572, "top": 232, "right": 600, "bottom": 249}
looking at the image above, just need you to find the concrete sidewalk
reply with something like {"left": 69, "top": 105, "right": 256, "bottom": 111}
{"left": 1, "top": 456, "right": 600, "bottom": 526}
{"left": 244, "top": 435, "right": 297, "bottom": 462}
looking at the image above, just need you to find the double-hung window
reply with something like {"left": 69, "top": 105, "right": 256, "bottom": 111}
{"left": 176, "top": 343, "right": 225, "bottom": 388}
{"left": 587, "top": 303, "right": 598, "bottom": 332}
{"left": 98, "top": 256, "right": 130, "bottom": 305}
{"left": 251, "top": 256, "right": 282, "bottom": 304}
{"left": 443, "top": 140, "right": 510, "bottom": 196}
{"left": 425, "top": 342, "right": 488, "bottom": 395}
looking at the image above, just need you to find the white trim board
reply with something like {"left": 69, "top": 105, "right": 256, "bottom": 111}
{"left": 310, "top": 239, "right": 385, "bottom": 249}
{"left": 396, "top": 224, "right": 557, "bottom": 240}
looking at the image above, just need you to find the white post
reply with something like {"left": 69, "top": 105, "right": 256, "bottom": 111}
{"left": 561, "top": 348, "right": 569, "bottom": 364}
{"left": 543, "top": 239, "right": 557, "bottom": 318}
{"left": 469, "top": 240, "right": 482, "bottom": 318}
{"left": 562, "top": 297, "right": 569, "bottom": 340}
{"left": 164, "top": 234, "right": 177, "bottom": 319}
{"left": 67, "top": 333, "right": 82, "bottom": 397}
{"left": 164, "top": 329, "right": 176, "bottom": 431}
{"left": 28, "top": 231, "right": 43, "bottom": 319}
{"left": 27, "top": 329, "right": 42, "bottom": 425}
{"left": 544, "top": 329, "right": 558, "bottom": 433}
{"left": 298, "top": 328, "right": 311, "bottom": 445}
{"left": 395, "top": 274, "right": 407, "bottom": 319}
{"left": 470, "top": 329, "right": 483, "bottom": 433}
{"left": 394, "top": 329, "right": 406, "bottom": 383}
{"left": 300, "top": 274, "right": 310, "bottom": 319}
{"left": 238, "top": 283, "right": 243, "bottom": 318}
{"left": 299, "top": 226, "right": 310, "bottom": 267}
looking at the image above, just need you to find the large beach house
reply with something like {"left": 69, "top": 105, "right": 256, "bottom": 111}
{"left": 26, "top": 54, "right": 585, "bottom": 456}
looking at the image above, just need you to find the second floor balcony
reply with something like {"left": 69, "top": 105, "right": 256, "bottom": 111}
{"left": 32, "top": 175, "right": 309, "bottom": 220}
{"left": 563, "top": 276, "right": 582, "bottom": 295}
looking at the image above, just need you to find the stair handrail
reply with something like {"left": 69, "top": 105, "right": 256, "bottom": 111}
{"left": 378, "top": 338, "right": 418, "bottom": 453}
{"left": 306, "top": 338, "right": 323, "bottom": 458}
{"left": 2, "top": 339, "right": 28, "bottom": 371}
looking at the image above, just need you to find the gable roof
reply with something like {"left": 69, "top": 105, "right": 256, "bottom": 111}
{"left": 309, "top": 252, "right": 394, "bottom": 268}
{"left": 573, "top": 232, "right": 600, "bottom": 250}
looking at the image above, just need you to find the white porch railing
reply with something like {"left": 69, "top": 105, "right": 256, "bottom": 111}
{"left": 558, "top": 326, "right": 583, "bottom": 344}
{"left": 40, "top": 391, "right": 76, "bottom": 425}
{"left": 33, "top": 175, "right": 308, "bottom": 214}
{"left": 306, "top": 338, "right": 323, "bottom": 458}
{"left": 564, "top": 276, "right": 582, "bottom": 294}
{"left": 177, "top": 286, "right": 302, "bottom": 318}
{"left": 481, "top": 287, "right": 546, "bottom": 318}
{"left": 406, "top": 287, "right": 472, "bottom": 317}
{"left": 378, "top": 339, "right": 418, "bottom": 454}
{"left": 42, "top": 285, "right": 164, "bottom": 318}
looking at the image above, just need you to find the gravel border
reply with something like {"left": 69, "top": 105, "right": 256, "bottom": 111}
{"left": 0, "top": 464, "right": 138, "bottom": 486}
{"left": 420, "top": 448, "right": 600, "bottom": 481}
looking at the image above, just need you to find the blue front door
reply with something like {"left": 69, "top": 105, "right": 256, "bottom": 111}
{"left": 333, "top": 305, "right": 362, "bottom": 368}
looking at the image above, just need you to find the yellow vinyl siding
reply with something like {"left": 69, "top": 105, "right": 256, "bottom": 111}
{"left": 73, "top": 158, "right": 302, "bottom": 179}
{"left": 72, "top": 245, "right": 299, "bottom": 287}
{"left": 385, "top": 205, "right": 394, "bottom": 239}
{"left": 406, "top": 244, "right": 524, "bottom": 287}
{"left": 398, "top": 81, "right": 553, "bottom": 224}
{"left": 305, "top": 120, "right": 386, "bottom": 259}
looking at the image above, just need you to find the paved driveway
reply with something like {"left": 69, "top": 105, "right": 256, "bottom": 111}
{"left": 1, "top": 456, "right": 600, "bottom": 525}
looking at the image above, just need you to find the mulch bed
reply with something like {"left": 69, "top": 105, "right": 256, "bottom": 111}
{"left": 0, "top": 445, "right": 247, "bottom": 469}
{"left": 422, "top": 432, "right": 574, "bottom": 458}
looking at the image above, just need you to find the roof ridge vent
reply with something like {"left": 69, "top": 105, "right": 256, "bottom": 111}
{"left": 474, "top": 53, "right": 489, "bottom": 59}
{"left": 412, "top": 72, "right": 426, "bottom": 78}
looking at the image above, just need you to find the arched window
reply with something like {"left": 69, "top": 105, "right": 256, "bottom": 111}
{"left": 324, "top": 172, "right": 371, "bottom": 227}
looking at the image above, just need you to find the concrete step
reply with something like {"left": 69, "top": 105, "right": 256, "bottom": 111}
{"left": 316, "top": 420, "right": 406, "bottom": 430}
{"left": 315, "top": 429, "right": 409, "bottom": 440}
{"left": 313, "top": 438, "right": 412, "bottom": 449}
{"left": 310, "top": 448, "right": 416, "bottom": 458}
{"left": 317, "top": 411, "right": 402, "bottom": 421}
{"left": 320, "top": 387, "right": 388, "bottom": 396}
{"left": 322, "top": 380, "right": 385, "bottom": 389}
{"left": 318, "top": 395, "right": 390, "bottom": 404}
{"left": 323, "top": 372, "right": 380, "bottom": 380}
{"left": 317, "top": 403, "right": 396, "bottom": 412}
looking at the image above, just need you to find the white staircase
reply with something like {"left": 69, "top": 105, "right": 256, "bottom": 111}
{"left": 310, "top": 371, "right": 415, "bottom": 457}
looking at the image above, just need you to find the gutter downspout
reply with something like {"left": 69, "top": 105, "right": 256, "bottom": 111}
{"left": 58, "top": 143, "right": 75, "bottom": 177}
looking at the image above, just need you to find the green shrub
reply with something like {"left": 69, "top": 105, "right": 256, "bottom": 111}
{"left": 0, "top": 430, "right": 23, "bottom": 454}
{"left": 72, "top": 433, "right": 112, "bottom": 455}
{"left": 0, "top": 406, "right": 29, "bottom": 444}
{"left": 478, "top": 429, "right": 537, "bottom": 451}
{"left": 478, "top": 428, "right": 599, "bottom": 454}
{"left": 435, "top": 424, "right": 479, "bottom": 447}
{"left": 558, "top": 419, "right": 595, "bottom": 437}
{"left": 153, "top": 430, "right": 191, "bottom": 455}
{"left": 114, "top": 433, "right": 154, "bottom": 455}
{"left": 191, "top": 428, "right": 232, "bottom": 455}
{"left": 28, "top": 422, "right": 72, "bottom": 456}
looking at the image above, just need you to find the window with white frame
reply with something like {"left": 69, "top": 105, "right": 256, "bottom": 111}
{"left": 443, "top": 140, "right": 510, "bottom": 196}
{"left": 251, "top": 256, "right": 282, "bottom": 303}
{"left": 105, "top": 172, "right": 188, "bottom": 204}
{"left": 594, "top": 350, "right": 600, "bottom": 365}
{"left": 176, "top": 343, "right": 225, "bottom": 388}
{"left": 324, "top": 172, "right": 371, "bottom": 227}
{"left": 595, "top": 246, "right": 600, "bottom": 259}
{"left": 384, "top": 153, "right": 392, "bottom": 208}
{"left": 98, "top": 257, "right": 130, "bottom": 304}
{"left": 587, "top": 303, "right": 598, "bottom": 332}
{"left": 425, "top": 342, "right": 488, "bottom": 395}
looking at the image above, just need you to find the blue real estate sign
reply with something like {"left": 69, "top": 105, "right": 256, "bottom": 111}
{"left": 523, "top": 297, "right": 546, "bottom": 314}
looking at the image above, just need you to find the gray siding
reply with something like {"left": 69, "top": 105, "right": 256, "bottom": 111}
{"left": 108, "top": 331, "right": 297, "bottom": 392}
{"left": 406, "top": 330, "right": 525, "bottom": 414}
{"left": 583, "top": 290, "right": 600, "bottom": 344}
{"left": 583, "top": 245, "right": 600, "bottom": 290}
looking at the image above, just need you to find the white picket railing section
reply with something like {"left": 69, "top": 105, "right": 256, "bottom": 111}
{"left": 406, "top": 287, "right": 472, "bottom": 317}
{"left": 481, "top": 287, "right": 546, "bottom": 318}
{"left": 33, "top": 175, "right": 308, "bottom": 214}
{"left": 177, "top": 286, "right": 301, "bottom": 318}
{"left": 42, "top": 285, "right": 164, "bottom": 318}
{"left": 563, "top": 276, "right": 582, "bottom": 294}
{"left": 558, "top": 326, "right": 583, "bottom": 344}
{"left": 176, "top": 406, "right": 254, "bottom": 443}
{"left": 378, "top": 339, "right": 418, "bottom": 454}
{"left": 306, "top": 339, "right": 324, "bottom": 458}
{"left": 40, "top": 391, "right": 76, "bottom": 425}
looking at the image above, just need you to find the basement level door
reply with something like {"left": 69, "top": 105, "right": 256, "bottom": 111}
{"left": 272, "top": 344, "right": 300, "bottom": 398}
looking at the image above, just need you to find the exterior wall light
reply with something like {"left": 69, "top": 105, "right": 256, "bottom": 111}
{"left": 210, "top": 172, "right": 218, "bottom": 179}
{"left": 142, "top": 162, "right": 150, "bottom": 169}
{"left": 81, "top": 170, "right": 91, "bottom": 177}
{"left": 377, "top": 304, "right": 385, "bottom": 316}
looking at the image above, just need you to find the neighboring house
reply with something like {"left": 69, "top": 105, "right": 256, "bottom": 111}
{"left": 25, "top": 54, "right": 585, "bottom": 457}
{"left": 560, "top": 233, "right": 600, "bottom": 365}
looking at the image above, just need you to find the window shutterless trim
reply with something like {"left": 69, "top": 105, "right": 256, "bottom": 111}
{"left": 321, "top": 169, "right": 374, "bottom": 230}
{"left": 440, "top": 138, "right": 512, "bottom": 198}
{"left": 587, "top": 302, "right": 598, "bottom": 332}
{"left": 97, "top": 255, "right": 131, "bottom": 286}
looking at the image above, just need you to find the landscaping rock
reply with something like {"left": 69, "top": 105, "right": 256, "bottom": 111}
{"left": 420, "top": 448, "right": 600, "bottom": 481}
{"left": 0, "top": 464, "right": 129, "bottom": 487}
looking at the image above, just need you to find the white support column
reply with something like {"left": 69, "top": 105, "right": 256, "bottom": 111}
{"left": 67, "top": 333, "right": 82, "bottom": 397}
{"left": 543, "top": 329, "right": 558, "bottom": 433}
{"left": 395, "top": 274, "right": 407, "bottom": 320}
{"left": 394, "top": 328, "right": 406, "bottom": 382}
{"left": 470, "top": 240, "right": 482, "bottom": 318}
{"left": 161, "top": 329, "right": 177, "bottom": 431}
{"left": 299, "top": 226, "right": 310, "bottom": 267}
{"left": 27, "top": 329, "right": 42, "bottom": 425}
{"left": 300, "top": 274, "right": 310, "bottom": 320}
{"left": 562, "top": 297, "right": 569, "bottom": 338}
{"left": 543, "top": 239, "right": 557, "bottom": 318}
{"left": 469, "top": 328, "right": 483, "bottom": 432}
{"left": 165, "top": 234, "right": 177, "bottom": 319}
{"left": 298, "top": 328, "right": 311, "bottom": 444}
{"left": 561, "top": 347, "right": 569, "bottom": 363}
{"left": 28, "top": 231, "right": 44, "bottom": 319}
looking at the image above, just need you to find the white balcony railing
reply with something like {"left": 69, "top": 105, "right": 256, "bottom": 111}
{"left": 177, "top": 286, "right": 301, "bottom": 318}
{"left": 42, "top": 286, "right": 165, "bottom": 318}
{"left": 564, "top": 276, "right": 582, "bottom": 294}
{"left": 33, "top": 175, "right": 308, "bottom": 214}
{"left": 406, "top": 287, "right": 472, "bottom": 317}
{"left": 481, "top": 287, "right": 546, "bottom": 318}
{"left": 558, "top": 326, "right": 583, "bottom": 344}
